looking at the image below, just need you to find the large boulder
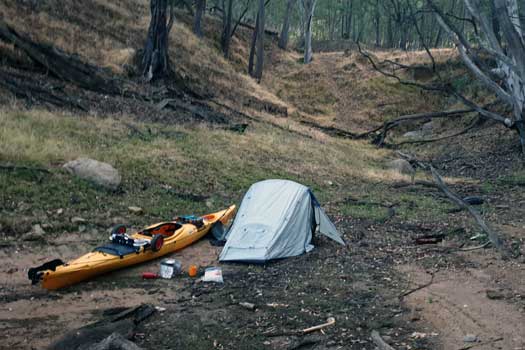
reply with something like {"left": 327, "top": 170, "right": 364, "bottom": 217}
{"left": 63, "top": 158, "right": 121, "bottom": 190}
{"left": 386, "top": 159, "right": 415, "bottom": 177}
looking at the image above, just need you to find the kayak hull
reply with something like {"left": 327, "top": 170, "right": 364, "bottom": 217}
{"left": 39, "top": 205, "right": 236, "bottom": 290}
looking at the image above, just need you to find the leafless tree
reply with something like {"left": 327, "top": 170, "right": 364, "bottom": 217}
{"left": 279, "top": 0, "right": 296, "bottom": 50}
{"left": 427, "top": 0, "right": 525, "bottom": 152}
{"left": 302, "top": 0, "right": 316, "bottom": 64}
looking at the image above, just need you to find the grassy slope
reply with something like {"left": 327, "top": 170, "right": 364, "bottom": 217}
{"left": 0, "top": 1, "right": 467, "bottom": 239}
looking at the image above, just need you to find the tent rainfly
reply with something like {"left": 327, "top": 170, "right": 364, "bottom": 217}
{"left": 219, "top": 179, "right": 345, "bottom": 263}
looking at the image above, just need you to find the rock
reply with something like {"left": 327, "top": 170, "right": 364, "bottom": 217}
{"left": 41, "top": 223, "right": 53, "bottom": 230}
{"left": 387, "top": 159, "right": 415, "bottom": 176}
{"left": 325, "top": 180, "right": 334, "bottom": 186}
{"left": 128, "top": 206, "right": 143, "bottom": 215}
{"left": 463, "top": 334, "right": 478, "bottom": 343}
{"left": 486, "top": 289, "right": 505, "bottom": 300}
{"left": 22, "top": 224, "right": 45, "bottom": 241}
{"left": 421, "top": 121, "right": 433, "bottom": 131}
{"left": 56, "top": 208, "right": 64, "bottom": 215}
{"left": 111, "top": 217, "right": 126, "bottom": 225}
{"left": 403, "top": 130, "right": 425, "bottom": 139}
{"left": 63, "top": 158, "right": 121, "bottom": 190}
{"left": 205, "top": 199, "right": 214, "bottom": 209}
{"left": 71, "top": 217, "right": 87, "bottom": 224}
{"left": 463, "top": 196, "right": 484, "bottom": 205}
{"left": 239, "top": 302, "right": 256, "bottom": 310}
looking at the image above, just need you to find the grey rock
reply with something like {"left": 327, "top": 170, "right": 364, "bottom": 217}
{"left": 387, "top": 159, "right": 415, "bottom": 176}
{"left": 63, "top": 158, "right": 121, "bottom": 190}
{"left": 22, "top": 224, "right": 45, "bottom": 241}
{"left": 128, "top": 206, "right": 143, "bottom": 215}
{"left": 403, "top": 130, "right": 425, "bottom": 139}
{"left": 71, "top": 217, "right": 87, "bottom": 224}
{"left": 463, "top": 334, "right": 478, "bottom": 343}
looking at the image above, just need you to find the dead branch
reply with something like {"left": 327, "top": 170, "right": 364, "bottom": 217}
{"left": 0, "top": 19, "right": 120, "bottom": 95}
{"left": 371, "top": 330, "right": 396, "bottom": 350}
{"left": 85, "top": 332, "right": 143, "bottom": 350}
{"left": 430, "top": 166, "right": 508, "bottom": 256}
{"left": 394, "top": 116, "right": 481, "bottom": 146}
{"left": 459, "top": 241, "right": 491, "bottom": 252}
{"left": 458, "top": 337, "right": 503, "bottom": 350}
{"left": 302, "top": 317, "right": 336, "bottom": 334}
{"left": 0, "top": 163, "right": 50, "bottom": 173}
{"left": 373, "top": 109, "right": 474, "bottom": 146}
{"left": 298, "top": 119, "right": 370, "bottom": 139}
{"left": 399, "top": 272, "right": 435, "bottom": 299}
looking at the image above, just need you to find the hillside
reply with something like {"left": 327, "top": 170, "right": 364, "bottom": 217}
{"left": 1, "top": 1, "right": 525, "bottom": 350}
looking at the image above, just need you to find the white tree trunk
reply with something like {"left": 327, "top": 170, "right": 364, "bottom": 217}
{"left": 302, "top": 0, "right": 316, "bottom": 64}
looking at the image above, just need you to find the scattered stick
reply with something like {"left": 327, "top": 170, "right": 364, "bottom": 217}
{"left": 414, "top": 234, "right": 445, "bottom": 245}
{"left": 430, "top": 166, "right": 508, "bottom": 256}
{"left": 399, "top": 272, "right": 435, "bottom": 299}
{"left": 457, "top": 337, "right": 503, "bottom": 350}
{"left": 372, "top": 109, "right": 474, "bottom": 146}
{"left": 459, "top": 241, "right": 491, "bottom": 252}
{"left": 371, "top": 330, "right": 396, "bottom": 350}
{"left": 302, "top": 317, "right": 336, "bottom": 334}
{"left": 0, "top": 164, "right": 50, "bottom": 173}
{"left": 395, "top": 116, "right": 481, "bottom": 146}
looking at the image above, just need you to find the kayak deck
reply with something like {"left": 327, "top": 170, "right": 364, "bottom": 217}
{"left": 32, "top": 205, "right": 236, "bottom": 290}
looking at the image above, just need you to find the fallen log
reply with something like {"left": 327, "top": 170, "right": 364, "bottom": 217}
{"left": 371, "top": 330, "right": 396, "bottom": 350}
{"left": 48, "top": 304, "right": 156, "bottom": 350}
{"left": 83, "top": 333, "right": 143, "bottom": 350}
{"left": 372, "top": 109, "right": 475, "bottom": 146}
{"left": 0, "top": 69, "right": 87, "bottom": 110}
{"left": 430, "top": 166, "right": 508, "bottom": 257}
{"left": 0, "top": 19, "right": 120, "bottom": 95}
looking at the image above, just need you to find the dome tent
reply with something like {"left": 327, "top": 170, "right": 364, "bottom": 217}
{"left": 219, "top": 179, "right": 345, "bottom": 263}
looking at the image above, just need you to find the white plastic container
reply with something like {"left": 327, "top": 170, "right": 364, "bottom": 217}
{"left": 160, "top": 259, "right": 181, "bottom": 279}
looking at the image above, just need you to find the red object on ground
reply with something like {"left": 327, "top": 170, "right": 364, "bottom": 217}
{"left": 142, "top": 272, "right": 159, "bottom": 279}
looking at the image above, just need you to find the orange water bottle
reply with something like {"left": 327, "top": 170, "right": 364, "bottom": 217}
{"left": 188, "top": 265, "right": 198, "bottom": 277}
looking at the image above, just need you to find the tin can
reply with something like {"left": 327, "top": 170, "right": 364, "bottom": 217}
{"left": 160, "top": 259, "right": 181, "bottom": 279}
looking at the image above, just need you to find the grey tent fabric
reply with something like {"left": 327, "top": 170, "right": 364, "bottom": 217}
{"left": 219, "top": 179, "right": 344, "bottom": 263}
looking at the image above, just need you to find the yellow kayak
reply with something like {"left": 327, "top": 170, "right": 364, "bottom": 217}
{"left": 29, "top": 205, "right": 236, "bottom": 290}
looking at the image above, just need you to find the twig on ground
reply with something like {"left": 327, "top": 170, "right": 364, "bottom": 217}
{"left": 371, "top": 330, "right": 396, "bottom": 350}
{"left": 399, "top": 272, "right": 435, "bottom": 299}
{"left": 302, "top": 317, "right": 336, "bottom": 334}
{"left": 457, "top": 337, "right": 503, "bottom": 350}
{"left": 394, "top": 116, "right": 481, "bottom": 146}
{"left": 459, "top": 241, "right": 491, "bottom": 252}
{"left": 430, "top": 166, "right": 508, "bottom": 257}
{"left": 0, "top": 164, "right": 50, "bottom": 173}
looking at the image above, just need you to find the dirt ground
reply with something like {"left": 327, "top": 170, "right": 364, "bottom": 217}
{"left": 1, "top": 3, "right": 525, "bottom": 347}
{"left": 2, "top": 207, "right": 524, "bottom": 349}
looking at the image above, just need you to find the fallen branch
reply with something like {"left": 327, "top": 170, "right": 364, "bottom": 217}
{"left": 372, "top": 109, "right": 474, "bottom": 146}
{"left": 395, "top": 116, "right": 481, "bottom": 146}
{"left": 459, "top": 241, "right": 491, "bottom": 252}
{"left": 302, "top": 317, "right": 336, "bottom": 334}
{"left": 430, "top": 166, "right": 508, "bottom": 256}
{"left": 399, "top": 272, "right": 435, "bottom": 299}
{"left": 457, "top": 337, "right": 503, "bottom": 350}
{"left": 0, "top": 19, "right": 120, "bottom": 95}
{"left": 0, "top": 164, "right": 50, "bottom": 173}
{"left": 0, "top": 69, "right": 87, "bottom": 111}
{"left": 371, "top": 330, "right": 396, "bottom": 350}
{"left": 85, "top": 332, "right": 143, "bottom": 350}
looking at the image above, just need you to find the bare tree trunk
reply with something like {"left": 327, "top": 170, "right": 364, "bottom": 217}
{"left": 375, "top": 0, "right": 381, "bottom": 47}
{"left": 248, "top": 12, "right": 259, "bottom": 77}
{"left": 193, "top": 0, "right": 206, "bottom": 37}
{"left": 302, "top": 0, "right": 316, "bottom": 64}
{"left": 142, "top": 0, "right": 174, "bottom": 81}
{"left": 221, "top": 0, "right": 233, "bottom": 57}
{"left": 254, "top": 0, "right": 265, "bottom": 82}
{"left": 278, "top": 0, "right": 295, "bottom": 50}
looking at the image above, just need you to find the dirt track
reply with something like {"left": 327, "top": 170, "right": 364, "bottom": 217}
{"left": 2, "top": 210, "right": 524, "bottom": 349}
